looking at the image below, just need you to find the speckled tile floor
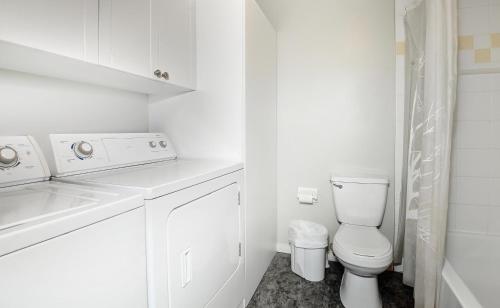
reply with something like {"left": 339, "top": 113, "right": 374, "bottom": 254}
{"left": 248, "top": 253, "right": 414, "bottom": 308}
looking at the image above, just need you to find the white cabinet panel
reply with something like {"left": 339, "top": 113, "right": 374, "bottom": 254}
{"left": 99, "top": 0, "right": 151, "bottom": 77}
{"left": 0, "top": 0, "right": 98, "bottom": 62}
{"left": 151, "top": 0, "right": 196, "bottom": 88}
{"left": 245, "top": 0, "right": 278, "bottom": 301}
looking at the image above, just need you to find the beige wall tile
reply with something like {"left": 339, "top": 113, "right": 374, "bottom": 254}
{"left": 475, "top": 48, "right": 492, "bottom": 63}
{"left": 459, "top": 35, "right": 474, "bottom": 50}
{"left": 396, "top": 41, "right": 405, "bottom": 55}
{"left": 491, "top": 33, "right": 500, "bottom": 48}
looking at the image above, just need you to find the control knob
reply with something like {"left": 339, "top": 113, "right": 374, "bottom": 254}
{"left": 0, "top": 146, "right": 19, "bottom": 168}
{"left": 73, "top": 141, "right": 93, "bottom": 159}
{"left": 159, "top": 141, "right": 167, "bottom": 148}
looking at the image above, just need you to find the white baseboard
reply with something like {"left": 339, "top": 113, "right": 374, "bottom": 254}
{"left": 327, "top": 249, "right": 337, "bottom": 262}
{"left": 394, "top": 264, "right": 403, "bottom": 273}
{"left": 276, "top": 242, "right": 291, "bottom": 254}
{"left": 276, "top": 241, "right": 338, "bottom": 262}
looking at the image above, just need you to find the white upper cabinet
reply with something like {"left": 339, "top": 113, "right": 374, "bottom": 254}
{"left": 0, "top": 0, "right": 195, "bottom": 96}
{"left": 151, "top": 0, "right": 196, "bottom": 88}
{"left": 98, "top": 0, "right": 151, "bottom": 77}
{"left": 0, "top": 0, "right": 99, "bottom": 62}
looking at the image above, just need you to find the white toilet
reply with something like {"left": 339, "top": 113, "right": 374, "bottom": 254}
{"left": 330, "top": 175, "right": 393, "bottom": 308}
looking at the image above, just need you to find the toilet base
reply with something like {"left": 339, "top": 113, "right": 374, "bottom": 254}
{"left": 339, "top": 269, "right": 382, "bottom": 308}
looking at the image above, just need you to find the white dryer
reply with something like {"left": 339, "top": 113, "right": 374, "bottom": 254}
{"left": 50, "top": 133, "right": 245, "bottom": 308}
{"left": 0, "top": 136, "right": 148, "bottom": 308}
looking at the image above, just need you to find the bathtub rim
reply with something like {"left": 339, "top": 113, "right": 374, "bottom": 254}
{"left": 441, "top": 260, "right": 483, "bottom": 308}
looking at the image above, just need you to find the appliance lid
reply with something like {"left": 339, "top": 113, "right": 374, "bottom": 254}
{"left": 56, "top": 159, "right": 244, "bottom": 200}
{"left": 333, "top": 224, "right": 392, "bottom": 257}
{"left": 0, "top": 181, "right": 143, "bottom": 256}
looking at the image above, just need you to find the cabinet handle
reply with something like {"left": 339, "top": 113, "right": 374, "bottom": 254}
{"left": 154, "top": 69, "right": 162, "bottom": 78}
{"left": 161, "top": 71, "right": 170, "bottom": 80}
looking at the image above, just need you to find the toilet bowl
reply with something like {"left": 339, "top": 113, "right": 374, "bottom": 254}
{"left": 333, "top": 224, "right": 392, "bottom": 308}
{"left": 330, "top": 175, "right": 392, "bottom": 308}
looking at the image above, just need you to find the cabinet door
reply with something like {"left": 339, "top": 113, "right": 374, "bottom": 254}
{"left": 151, "top": 0, "right": 196, "bottom": 88}
{"left": 99, "top": 0, "right": 150, "bottom": 77}
{"left": 0, "top": 0, "right": 98, "bottom": 62}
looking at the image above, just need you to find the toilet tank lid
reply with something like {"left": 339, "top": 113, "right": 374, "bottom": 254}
{"left": 331, "top": 175, "right": 389, "bottom": 185}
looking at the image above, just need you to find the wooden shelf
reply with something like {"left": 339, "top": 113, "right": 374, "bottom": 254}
{"left": 0, "top": 40, "right": 194, "bottom": 101}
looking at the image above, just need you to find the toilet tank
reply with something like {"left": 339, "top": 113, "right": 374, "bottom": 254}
{"left": 331, "top": 175, "right": 389, "bottom": 227}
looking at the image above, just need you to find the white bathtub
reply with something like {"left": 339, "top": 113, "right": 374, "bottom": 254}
{"left": 440, "top": 232, "right": 500, "bottom": 308}
{"left": 439, "top": 260, "right": 482, "bottom": 308}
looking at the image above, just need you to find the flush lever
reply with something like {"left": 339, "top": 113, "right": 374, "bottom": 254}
{"left": 330, "top": 180, "right": 343, "bottom": 189}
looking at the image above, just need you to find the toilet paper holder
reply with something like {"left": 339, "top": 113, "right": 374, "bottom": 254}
{"left": 297, "top": 187, "right": 318, "bottom": 204}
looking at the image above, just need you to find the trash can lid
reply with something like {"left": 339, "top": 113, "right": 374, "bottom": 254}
{"left": 288, "top": 220, "right": 328, "bottom": 248}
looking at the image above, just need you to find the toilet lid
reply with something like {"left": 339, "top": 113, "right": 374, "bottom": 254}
{"left": 334, "top": 224, "right": 391, "bottom": 257}
{"left": 333, "top": 224, "right": 392, "bottom": 268}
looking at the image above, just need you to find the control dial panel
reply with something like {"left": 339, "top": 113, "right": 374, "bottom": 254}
{"left": 0, "top": 136, "right": 51, "bottom": 188}
{"left": 72, "top": 141, "right": 93, "bottom": 159}
{"left": 50, "top": 133, "right": 177, "bottom": 177}
{"left": 0, "top": 146, "right": 19, "bottom": 169}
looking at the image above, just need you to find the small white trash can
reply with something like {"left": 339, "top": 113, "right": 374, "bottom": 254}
{"left": 289, "top": 220, "right": 329, "bottom": 282}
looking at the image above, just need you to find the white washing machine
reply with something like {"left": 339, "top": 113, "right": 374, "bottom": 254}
{"left": 50, "top": 133, "right": 245, "bottom": 308}
{"left": 0, "top": 136, "right": 148, "bottom": 308}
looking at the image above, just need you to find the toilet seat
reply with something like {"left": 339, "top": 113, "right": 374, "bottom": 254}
{"left": 333, "top": 224, "right": 393, "bottom": 269}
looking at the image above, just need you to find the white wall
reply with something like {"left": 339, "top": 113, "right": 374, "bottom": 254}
{"left": 258, "top": 0, "right": 396, "bottom": 252}
{"left": 244, "top": 0, "right": 277, "bottom": 301}
{"left": 149, "top": 0, "right": 244, "bottom": 161}
{"left": 0, "top": 69, "right": 148, "bottom": 172}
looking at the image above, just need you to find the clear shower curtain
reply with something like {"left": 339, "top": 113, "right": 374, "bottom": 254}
{"left": 398, "top": 0, "right": 458, "bottom": 307}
